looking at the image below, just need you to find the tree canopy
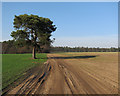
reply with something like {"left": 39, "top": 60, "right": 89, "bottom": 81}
{"left": 11, "top": 14, "right": 57, "bottom": 59}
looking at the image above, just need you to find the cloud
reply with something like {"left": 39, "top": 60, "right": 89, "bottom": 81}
{"left": 52, "top": 34, "right": 118, "bottom": 48}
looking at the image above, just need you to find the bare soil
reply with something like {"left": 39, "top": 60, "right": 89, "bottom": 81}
{"left": 4, "top": 52, "right": 118, "bottom": 95}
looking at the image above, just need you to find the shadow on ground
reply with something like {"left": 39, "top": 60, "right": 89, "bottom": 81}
{"left": 48, "top": 55, "right": 98, "bottom": 59}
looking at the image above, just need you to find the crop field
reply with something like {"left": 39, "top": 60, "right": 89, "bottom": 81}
{"left": 2, "top": 53, "right": 47, "bottom": 89}
{"left": 5, "top": 52, "right": 118, "bottom": 94}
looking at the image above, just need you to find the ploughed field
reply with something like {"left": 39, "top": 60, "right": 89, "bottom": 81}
{"left": 4, "top": 52, "right": 118, "bottom": 94}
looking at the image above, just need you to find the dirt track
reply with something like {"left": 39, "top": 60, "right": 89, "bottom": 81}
{"left": 6, "top": 53, "right": 118, "bottom": 94}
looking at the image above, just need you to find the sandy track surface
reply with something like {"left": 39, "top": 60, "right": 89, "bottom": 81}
{"left": 39, "top": 53, "right": 118, "bottom": 94}
{"left": 5, "top": 53, "right": 118, "bottom": 94}
{"left": 5, "top": 62, "right": 51, "bottom": 95}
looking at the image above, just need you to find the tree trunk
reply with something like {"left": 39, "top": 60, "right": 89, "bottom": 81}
{"left": 32, "top": 46, "right": 36, "bottom": 59}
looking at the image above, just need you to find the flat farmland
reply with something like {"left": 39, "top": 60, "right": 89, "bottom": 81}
{"left": 2, "top": 53, "right": 47, "bottom": 89}
{"left": 6, "top": 52, "right": 118, "bottom": 94}
{"left": 40, "top": 52, "right": 118, "bottom": 94}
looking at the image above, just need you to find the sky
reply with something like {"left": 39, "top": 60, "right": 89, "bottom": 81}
{"left": 2, "top": 2, "right": 118, "bottom": 48}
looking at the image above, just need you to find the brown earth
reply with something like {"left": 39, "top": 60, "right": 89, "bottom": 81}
{"left": 5, "top": 52, "right": 118, "bottom": 95}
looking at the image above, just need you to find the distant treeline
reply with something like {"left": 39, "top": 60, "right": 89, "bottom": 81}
{"left": 1, "top": 40, "right": 119, "bottom": 54}
{"left": 2, "top": 40, "right": 50, "bottom": 54}
{"left": 50, "top": 46, "right": 118, "bottom": 53}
